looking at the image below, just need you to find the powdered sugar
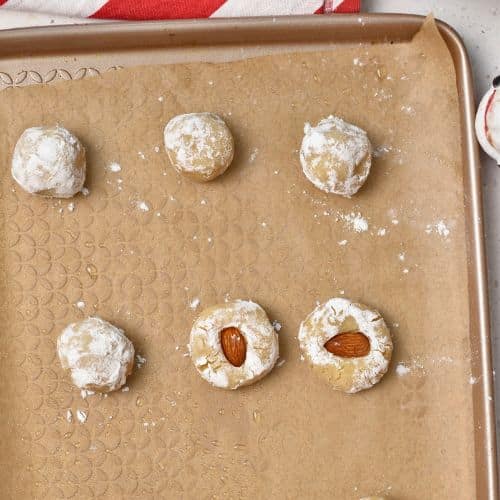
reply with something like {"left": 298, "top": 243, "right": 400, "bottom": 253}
{"left": 11, "top": 125, "right": 86, "bottom": 198}
{"left": 164, "top": 113, "right": 233, "bottom": 176}
{"left": 249, "top": 148, "right": 259, "bottom": 163}
{"left": 76, "top": 409, "right": 87, "bottom": 424}
{"left": 136, "top": 201, "right": 150, "bottom": 212}
{"left": 299, "top": 298, "right": 392, "bottom": 393}
{"left": 396, "top": 363, "right": 410, "bottom": 376}
{"left": 108, "top": 162, "right": 121, "bottom": 173}
{"left": 426, "top": 220, "right": 451, "bottom": 238}
{"left": 189, "top": 300, "right": 279, "bottom": 389}
{"left": 135, "top": 354, "right": 146, "bottom": 368}
{"left": 300, "top": 115, "right": 371, "bottom": 197}
{"left": 395, "top": 355, "right": 456, "bottom": 377}
{"left": 338, "top": 211, "right": 369, "bottom": 232}
{"left": 272, "top": 320, "right": 282, "bottom": 332}
{"left": 189, "top": 297, "right": 200, "bottom": 310}
{"left": 57, "top": 316, "right": 134, "bottom": 392}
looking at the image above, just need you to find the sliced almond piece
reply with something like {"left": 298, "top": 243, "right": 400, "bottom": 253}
{"left": 324, "top": 331, "right": 370, "bottom": 358}
{"left": 220, "top": 327, "right": 246, "bottom": 367}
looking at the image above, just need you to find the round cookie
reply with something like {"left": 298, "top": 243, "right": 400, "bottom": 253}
{"left": 189, "top": 300, "right": 279, "bottom": 389}
{"left": 164, "top": 112, "right": 234, "bottom": 181}
{"left": 298, "top": 298, "right": 392, "bottom": 393}
{"left": 57, "top": 316, "right": 135, "bottom": 393}
{"left": 300, "top": 115, "right": 371, "bottom": 197}
{"left": 12, "top": 125, "right": 86, "bottom": 198}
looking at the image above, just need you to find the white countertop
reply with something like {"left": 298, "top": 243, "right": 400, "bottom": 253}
{"left": 1, "top": 0, "right": 499, "bottom": 470}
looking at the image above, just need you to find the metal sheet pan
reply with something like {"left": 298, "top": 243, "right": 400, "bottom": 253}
{"left": 0, "top": 13, "right": 496, "bottom": 499}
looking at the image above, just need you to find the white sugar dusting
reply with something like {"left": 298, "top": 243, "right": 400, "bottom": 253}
{"left": 81, "top": 187, "right": 90, "bottom": 196}
{"left": 66, "top": 409, "right": 73, "bottom": 423}
{"left": 67, "top": 202, "right": 75, "bottom": 212}
{"left": 300, "top": 116, "right": 371, "bottom": 197}
{"left": 396, "top": 355, "right": 456, "bottom": 377}
{"left": 298, "top": 298, "right": 391, "bottom": 393}
{"left": 469, "top": 375, "right": 479, "bottom": 385}
{"left": 338, "top": 239, "right": 348, "bottom": 246}
{"left": 164, "top": 113, "right": 233, "bottom": 174}
{"left": 189, "top": 298, "right": 200, "bottom": 310}
{"left": 11, "top": 126, "right": 85, "bottom": 197}
{"left": 76, "top": 409, "right": 87, "bottom": 424}
{"left": 373, "top": 144, "right": 392, "bottom": 157}
{"left": 401, "top": 105, "right": 415, "bottom": 115}
{"left": 272, "top": 320, "right": 282, "bottom": 332}
{"left": 396, "top": 364, "right": 410, "bottom": 376}
{"left": 339, "top": 212, "right": 369, "bottom": 232}
{"left": 249, "top": 148, "right": 259, "bottom": 163}
{"left": 108, "top": 162, "right": 122, "bottom": 173}
{"left": 436, "top": 221, "right": 450, "bottom": 236}
{"left": 189, "top": 300, "right": 279, "bottom": 389}
{"left": 57, "top": 317, "right": 134, "bottom": 392}
{"left": 426, "top": 220, "right": 451, "bottom": 238}
{"left": 136, "top": 201, "right": 150, "bottom": 212}
{"left": 377, "top": 227, "right": 387, "bottom": 236}
{"left": 80, "top": 389, "right": 95, "bottom": 399}
{"left": 136, "top": 354, "right": 147, "bottom": 368}
{"left": 76, "top": 300, "right": 85, "bottom": 309}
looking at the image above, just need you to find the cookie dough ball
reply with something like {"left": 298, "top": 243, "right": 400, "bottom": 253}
{"left": 57, "top": 317, "right": 135, "bottom": 393}
{"left": 189, "top": 300, "right": 279, "bottom": 389}
{"left": 12, "top": 125, "right": 86, "bottom": 198}
{"left": 300, "top": 115, "right": 371, "bottom": 197}
{"left": 298, "top": 298, "right": 392, "bottom": 393}
{"left": 164, "top": 112, "right": 234, "bottom": 181}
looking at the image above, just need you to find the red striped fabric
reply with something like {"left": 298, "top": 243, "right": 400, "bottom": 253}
{"left": 331, "top": 0, "right": 360, "bottom": 13}
{"left": 0, "top": 1, "right": 359, "bottom": 20}
{"left": 91, "top": 0, "right": 227, "bottom": 20}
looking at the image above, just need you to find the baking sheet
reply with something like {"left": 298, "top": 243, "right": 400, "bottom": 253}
{"left": 0, "top": 17, "right": 484, "bottom": 499}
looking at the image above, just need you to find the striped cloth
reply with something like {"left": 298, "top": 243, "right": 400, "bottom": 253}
{"left": 0, "top": 1, "right": 360, "bottom": 20}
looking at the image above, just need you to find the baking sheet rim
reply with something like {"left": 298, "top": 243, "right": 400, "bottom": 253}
{"left": 0, "top": 13, "right": 496, "bottom": 499}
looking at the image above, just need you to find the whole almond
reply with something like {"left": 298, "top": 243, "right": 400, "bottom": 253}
{"left": 220, "top": 327, "right": 246, "bottom": 367}
{"left": 324, "top": 331, "right": 370, "bottom": 358}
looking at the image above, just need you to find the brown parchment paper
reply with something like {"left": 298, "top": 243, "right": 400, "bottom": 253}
{"left": 0, "top": 18, "right": 475, "bottom": 500}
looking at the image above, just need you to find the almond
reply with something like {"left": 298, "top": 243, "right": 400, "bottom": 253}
{"left": 220, "top": 327, "right": 246, "bottom": 367}
{"left": 324, "top": 331, "right": 370, "bottom": 358}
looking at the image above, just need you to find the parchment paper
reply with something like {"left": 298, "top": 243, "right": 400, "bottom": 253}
{"left": 0, "top": 18, "right": 475, "bottom": 499}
